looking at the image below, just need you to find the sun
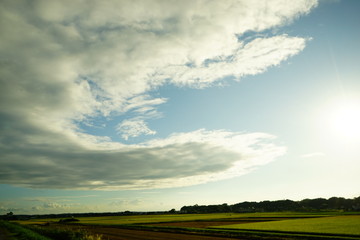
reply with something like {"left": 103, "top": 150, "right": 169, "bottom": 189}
{"left": 328, "top": 99, "right": 360, "bottom": 139}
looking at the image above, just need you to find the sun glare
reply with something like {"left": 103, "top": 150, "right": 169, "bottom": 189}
{"left": 328, "top": 99, "right": 360, "bottom": 139}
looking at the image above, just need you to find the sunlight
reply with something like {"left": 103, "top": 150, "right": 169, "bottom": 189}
{"left": 328, "top": 99, "right": 360, "bottom": 139}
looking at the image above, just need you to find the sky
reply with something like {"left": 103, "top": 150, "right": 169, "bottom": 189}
{"left": 0, "top": 0, "right": 360, "bottom": 215}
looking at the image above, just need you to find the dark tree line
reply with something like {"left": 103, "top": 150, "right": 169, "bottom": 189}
{"left": 0, "top": 210, "right": 170, "bottom": 220}
{"left": 180, "top": 196, "right": 360, "bottom": 213}
{"left": 3, "top": 196, "right": 359, "bottom": 220}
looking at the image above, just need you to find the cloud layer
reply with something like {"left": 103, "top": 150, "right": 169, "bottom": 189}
{"left": 0, "top": 0, "right": 316, "bottom": 190}
{"left": 1, "top": 127, "right": 285, "bottom": 190}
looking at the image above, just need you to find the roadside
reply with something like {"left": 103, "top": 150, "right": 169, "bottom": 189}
{"left": 0, "top": 227, "right": 15, "bottom": 240}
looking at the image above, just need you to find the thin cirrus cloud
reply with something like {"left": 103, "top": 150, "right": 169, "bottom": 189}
{"left": 0, "top": 0, "right": 317, "bottom": 190}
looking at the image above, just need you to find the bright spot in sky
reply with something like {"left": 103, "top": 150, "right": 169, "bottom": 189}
{"left": 328, "top": 99, "right": 360, "bottom": 138}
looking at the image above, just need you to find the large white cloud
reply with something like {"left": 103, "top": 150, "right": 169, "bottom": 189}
{"left": 0, "top": 0, "right": 317, "bottom": 190}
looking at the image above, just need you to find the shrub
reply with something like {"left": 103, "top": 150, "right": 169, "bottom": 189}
{"left": 59, "top": 218, "right": 80, "bottom": 223}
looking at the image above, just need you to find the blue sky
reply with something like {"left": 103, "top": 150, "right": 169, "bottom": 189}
{"left": 1, "top": 0, "right": 360, "bottom": 214}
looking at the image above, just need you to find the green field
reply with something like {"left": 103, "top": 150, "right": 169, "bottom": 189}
{"left": 13, "top": 212, "right": 360, "bottom": 239}
{"left": 214, "top": 215, "right": 360, "bottom": 235}
{"left": 75, "top": 212, "right": 334, "bottom": 225}
{"left": 15, "top": 212, "right": 333, "bottom": 225}
{"left": 16, "top": 213, "right": 243, "bottom": 225}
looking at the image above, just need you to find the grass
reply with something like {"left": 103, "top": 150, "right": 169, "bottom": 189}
{"left": 14, "top": 211, "right": 339, "bottom": 226}
{"left": 0, "top": 220, "right": 51, "bottom": 240}
{"left": 1, "top": 220, "right": 104, "bottom": 240}
{"left": 214, "top": 215, "right": 360, "bottom": 236}
{"left": 15, "top": 213, "right": 241, "bottom": 225}
{"left": 13, "top": 212, "right": 360, "bottom": 239}
{"left": 27, "top": 225, "right": 106, "bottom": 240}
{"left": 75, "top": 211, "right": 352, "bottom": 226}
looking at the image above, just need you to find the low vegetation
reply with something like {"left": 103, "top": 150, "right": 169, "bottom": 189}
{"left": 0, "top": 220, "right": 51, "bottom": 240}
{"left": 58, "top": 217, "right": 80, "bottom": 223}
{"left": 3, "top": 196, "right": 360, "bottom": 240}
{"left": 0, "top": 220, "right": 103, "bottom": 240}
{"left": 8, "top": 211, "right": 360, "bottom": 240}
{"left": 214, "top": 215, "right": 360, "bottom": 235}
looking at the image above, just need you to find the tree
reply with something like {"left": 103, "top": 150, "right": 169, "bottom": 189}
{"left": 6, "top": 212, "right": 13, "bottom": 216}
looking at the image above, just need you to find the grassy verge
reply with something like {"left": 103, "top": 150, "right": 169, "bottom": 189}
{"left": 0, "top": 220, "right": 103, "bottom": 240}
{"left": 24, "top": 225, "right": 105, "bottom": 240}
{"left": 0, "top": 220, "right": 51, "bottom": 240}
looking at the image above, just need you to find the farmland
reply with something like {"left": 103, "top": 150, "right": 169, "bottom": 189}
{"left": 10, "top": 212, "right": 360, "bottom": 240}
{"left": 214, "top": 215, "right": 360, "bottom": 235}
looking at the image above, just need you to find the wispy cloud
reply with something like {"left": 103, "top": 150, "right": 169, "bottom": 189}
{"left": 109, "top": 199, "right": 144, "bottom": 207}
{"left": 24, "top": 195, "right": 99, "bottom": 202}
{"left": 116, "top": 118, "right": 156, "bottom": 140}
{"left": 0, "top": 0, "right": 317, "bottom": 190}
{"left": 168, "top": 35, "right": 308, "bottom": 87}
{"left": 116, "top": 95, "right": 165, "bottom": 140}
{"left": 122, "top": 95, "right": 167, "bottom": 116}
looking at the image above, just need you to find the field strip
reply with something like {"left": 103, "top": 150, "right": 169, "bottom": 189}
{"left": 107, "top": 224, "right": 360, "bottom": 240}
{"left": 210, "top": 227, "right": 360, "bottom": 239}
{"left": 13, "top": 212, "right": 336, "bottom": 225}
{"left": 213, "top": 215, "right": 360, "bottom": 236}
{"left": 13, "top": 212, "right": 360, "bottom": 239}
